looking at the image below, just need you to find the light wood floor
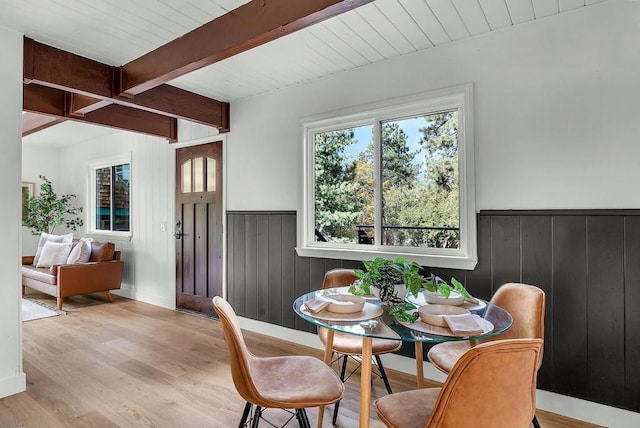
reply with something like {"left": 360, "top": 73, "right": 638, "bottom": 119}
{"left": 2, "top": 295, "right": 600, "bottom": 427}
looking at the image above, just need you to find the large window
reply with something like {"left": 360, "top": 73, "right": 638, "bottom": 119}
{"left": 299, "top": 85, "right": 476, "bottom": 269}
{"left": 89, "top": 155, "right": 131, "bottom": 235}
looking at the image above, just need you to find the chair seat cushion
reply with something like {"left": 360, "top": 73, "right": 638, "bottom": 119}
{"left": 250, "top": 355, "right": 344, "bottom": 408}
{"left": 318, "top": 327, "right": 401, "bottom": 355}
{"left": 427, "top": 341, "right": 471, "bottom": 374}
{"left": 374, "top": 388, "right": 440, "bottom": 428}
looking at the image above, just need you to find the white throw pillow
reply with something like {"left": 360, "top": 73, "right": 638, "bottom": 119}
{"left": 36, "top": 241, "right": 72, "bottom": 268}
{"left": 33, "top": 232, "right": 74, "bottom": 266}
{"left": 66, "top": 238, "right": 93, "bottom": 264}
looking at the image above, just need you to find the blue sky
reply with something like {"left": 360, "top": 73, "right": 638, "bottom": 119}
{"left": 343, "top": 116, "right": 429, "bottom": 176}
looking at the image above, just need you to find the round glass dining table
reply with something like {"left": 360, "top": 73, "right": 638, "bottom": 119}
{"left": 293, "top": 288, "right": 513, "bottom": 428}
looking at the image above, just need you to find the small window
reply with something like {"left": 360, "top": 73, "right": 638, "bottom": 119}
{"left": 180, "top": 157, "right": 216, "bottom": 194}
{"left": 90, "top": 155, "right": 131, "bottom": 235}
{"left": 299, "top": 85, "right": 476, "bottom": 269}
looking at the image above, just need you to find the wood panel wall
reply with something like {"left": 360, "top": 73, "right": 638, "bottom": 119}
{"left": 226, "top": 210, "right": 640, "bottom": 413}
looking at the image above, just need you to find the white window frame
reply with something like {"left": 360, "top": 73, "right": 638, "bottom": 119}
{"left": 87, "top": 153, "right": 132, "bottom": 239}
{"left": 297, "top": 84, "right": 477, "bottom": 270}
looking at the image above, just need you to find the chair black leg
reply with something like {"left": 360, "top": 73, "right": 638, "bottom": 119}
{"left": 332, "top": 354, "right": 349, "bottom": 424}
{"left": 239, "top": 402, "right": 252, "bottom": 428}
{"left": 300, "top": 408, "right": 310, "bottom": 428}
{"left": 375, "top": 355, "right": 393, "bottom": 394}
{"left": 251, "top": 406, "right": 262, "bottom": 428}
{"left": 296, "top": 409, "right": 311, "bottom": 428}
{"left": 532, "top": 414, "right": 541, "bottom": 428}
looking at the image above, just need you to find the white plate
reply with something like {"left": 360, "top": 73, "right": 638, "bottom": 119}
{"left": 418, "top": 304, "right": 470, "bottom": 327}
{"left": 325, "top": 294, "right": 365, "bottom": 314}
{"left": 423, "top": 290, "right": 465, "bottom": 306}
{"left": 407, "top": 292, "right": 487, "bottom": 311}
{"left": 301, "top": 302, "right": 383, "bottom": 322}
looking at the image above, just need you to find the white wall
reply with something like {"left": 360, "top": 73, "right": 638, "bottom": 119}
{"left": 227, "top": 1, "right": 640, "bottom": 211}
{"left": 52, "top": 120, "right": 220, "bottom": 309}
{"left": 0, "top": 27, "right": 26, "bottom": 399}
{"left": 21, "top": 145, "right": 60, "bottom": 255}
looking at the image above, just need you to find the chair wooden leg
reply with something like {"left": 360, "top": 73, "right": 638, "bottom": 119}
{"left": 22, "top": 285, "right": 25, "bottom": 296}
{"left": 239, "top": 402, "right": 252, "bottom": 428}
{"left": 317, "top": 329, "right": 334, "bottom": 428}
{"left": 375, "top": 355, "right": 393, "bottom": 395}
{"left": 56, "top": 297, "right": 63, "bottom": 311}
{"left": 105, "top": 290, "right": 113, "bottom": 303}
{"left": 360, "top": 337, "right": 373, "bottom": 428}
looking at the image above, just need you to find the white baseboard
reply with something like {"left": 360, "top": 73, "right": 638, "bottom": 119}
{"left": 113, "top": 287, "right": 176, "bottom": 310}
{"left": 0, "top": 372, "right": 26, "bottom": 399}
{"left": 237, "top": 317, "right": 640, "bottom": 428}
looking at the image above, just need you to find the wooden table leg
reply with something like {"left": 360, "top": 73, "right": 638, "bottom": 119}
{"left": 360, "top": 336, "right": 373, "bottom": 428}
{"left": 415, "top": 342, "right": 424, "bottom": 389}
{"left": 317, "top": 329, "right": 334, "bottom": 428}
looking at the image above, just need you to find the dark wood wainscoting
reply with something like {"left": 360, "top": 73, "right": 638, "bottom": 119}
{"left": 226, "top": 210, "right": 640, "bottom": 413}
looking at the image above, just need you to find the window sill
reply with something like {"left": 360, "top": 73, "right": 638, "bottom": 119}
{"left": 295, "top": 246, "right": 478, "bottom": 270}
{"left": 86, "top": 231, "right": 132, "bottom": 242}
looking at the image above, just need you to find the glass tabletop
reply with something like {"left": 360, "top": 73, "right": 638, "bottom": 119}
{"left": 293, "top": 287, "right": 513, "bottom": 343}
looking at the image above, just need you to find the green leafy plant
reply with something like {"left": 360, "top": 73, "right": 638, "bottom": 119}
{"left": 348, "top": 256, "right": 426, "bottom": 310}
{"left": 24, "top": 175, "right": 83, "bottom": 235}
{"left": 389, "top": 302, "right": 419, "bottom": 323}
{"left": 423, "top": 275, "right": 470, "bottom": 298}
{"left": 348, "top": 257, "right": 473, "bottom": 322}
{"left": 390, "top": 276, "right": 472, "bottom": 323}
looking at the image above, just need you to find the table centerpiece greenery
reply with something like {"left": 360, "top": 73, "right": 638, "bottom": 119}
{"left": 348, "top": 256, "right": 471, "bottom": 322}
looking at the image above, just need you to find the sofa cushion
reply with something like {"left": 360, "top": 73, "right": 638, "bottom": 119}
{"left": 33, "top": 232, "right": 73, "bottom": 266}
{"left": 21, "top": 265, "right": 57, "bottom": 285}
{"left": 67, "top": 238, "right": 93, "bottom": 264}
{"left": 36, "top": 241, "right": 72, "bottom": 268}
{"left": 89, "top": 241, "right": 115, "bottom": 262}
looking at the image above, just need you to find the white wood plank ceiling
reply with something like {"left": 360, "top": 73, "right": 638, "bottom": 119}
{"left": 2, "top": 0, "right": 606, "bottom": 104}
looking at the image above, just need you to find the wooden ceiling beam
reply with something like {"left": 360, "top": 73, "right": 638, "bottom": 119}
{"left": 23, "top": 84, "right": 177, "bottom": 141}
{"left": 24, "top": 38, "right": 229, "bottom": 130}
{"left": 67, "top": 94, "right": 112, "bottom": 117}
{"left": 118, "top": 0, "right": 375, "bottom": 96}
{"left": 22, "top": 112, "right": 65, "bottom": 137}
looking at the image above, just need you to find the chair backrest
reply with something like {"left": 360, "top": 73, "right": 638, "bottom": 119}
{"left": 425, "top": 338, "right": 543, "bottom": 428}
{"left": 482, "top": 283, "right": 545, "bottom": 343}
{"left": 322, "top": 268, "right": 359, "bottom": 290}
{"left": 212, "top": 296, "right": 260, "bottom": 404}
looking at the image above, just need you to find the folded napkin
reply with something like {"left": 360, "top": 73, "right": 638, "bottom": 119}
{"left": 304, "top": 296, "right": 332, "bottom": 314}
{"left": 444, "top": 313, "right": 484, "bottom": 336}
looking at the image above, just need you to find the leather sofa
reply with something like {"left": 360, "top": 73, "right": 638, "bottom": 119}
{"left": 22, "top": 241, "right": 124, "bottom": 310}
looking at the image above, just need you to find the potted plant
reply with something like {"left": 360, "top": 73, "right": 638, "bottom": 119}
{"left": 24, "top": 175, "right": 84, "bottom": 235}
{"left": 349, "top": 257, "right": 425, "bottom": 306}
{"left": 349, "top": 256, "right": 474, "bottom": 322}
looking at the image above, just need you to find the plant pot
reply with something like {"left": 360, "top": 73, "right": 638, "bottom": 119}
{"left": 374, "top": 284, "right": 408, "bottom": 305}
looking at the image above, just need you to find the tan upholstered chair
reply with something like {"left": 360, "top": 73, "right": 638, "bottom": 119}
{"left": 374, "top": 338, "right": 543, "bottom": 428}
{"left": 212, "top": 296, "right": 344, "bottom": 428}
{"left": 427, "top": 282, "right": 546, "bottom": 427}
{"left": 318, "top": 268, "right": 401, "bottom": 424}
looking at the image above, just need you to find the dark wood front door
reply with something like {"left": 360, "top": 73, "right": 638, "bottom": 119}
{"left": 175, "top": 142, "right": 223, "bottom": 317}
